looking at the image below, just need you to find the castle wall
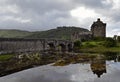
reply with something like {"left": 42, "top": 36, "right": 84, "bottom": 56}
{"left": 91, "top": 18, "right": 106, "bottom": 37}
{"left": 71, "top": 19, "right": 106, "bottom": 41}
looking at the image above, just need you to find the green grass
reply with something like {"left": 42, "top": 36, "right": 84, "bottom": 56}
{"left": 80, "top": 46, "right": 120, "bottom": 53}
{"left": 81, "top": 41, "right": 104, "bottom": 48}
{"left": 80, "top": 41, "right": 120, "bottom": 53}
{"left": 26, "top": 26, "right": 89, "bottom": 40}
{"left": 0, "top": 29, "right": 32, "bottom": 38}
{"left": 0, "top": 27, "right": 89, "bottom": 40}
{"left": 0, "top": 54, "right": 14, "bottom": 61}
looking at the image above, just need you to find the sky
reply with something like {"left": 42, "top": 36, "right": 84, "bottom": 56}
{"left": 0, "top": 0, "right": 120, "bottom": 36}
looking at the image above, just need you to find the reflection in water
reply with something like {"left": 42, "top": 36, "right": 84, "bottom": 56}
{"left": 0, "top": 52, "right": 120, "bottom": 82}
{"left": 91, "top": 59, "right": 106, "bottom": 78}
{"left": 103, "top": 52, "right": 120, "bottom": 62}
{"left": 90, "top": 52, "right": 120, "bottom": 78}
{"left": 0, "top": 61, "right": 120, "bottom": 82}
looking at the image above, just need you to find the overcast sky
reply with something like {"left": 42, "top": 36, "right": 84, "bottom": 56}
{"left": 0, "top": 0, "right": 120, "bottom": 36}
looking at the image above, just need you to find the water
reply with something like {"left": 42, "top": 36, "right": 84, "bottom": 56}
{"left": 0, "top": 52, "right": 120, "bottom": 82}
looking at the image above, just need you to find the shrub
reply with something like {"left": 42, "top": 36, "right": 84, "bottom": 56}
{"left": 73, "top": 40, "right": 81, "bottom": 52}
{"left": 104, "top": 37, "right": 117, "bottom": 47}
{"left": 118, "top": 36, "right": 120, "bottom": 42}
{"left": 74, "top": 40, "right": 81, "bottom": 48}
{"left": 93, "top": 37, "right": 106, "bottom": 41}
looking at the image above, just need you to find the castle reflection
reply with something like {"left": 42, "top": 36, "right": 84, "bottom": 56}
{"left": 90, "top": 59, "right": 106, "bottom": 78}
{"left": 90, "top": 52, "right": 120, "bottom": 78}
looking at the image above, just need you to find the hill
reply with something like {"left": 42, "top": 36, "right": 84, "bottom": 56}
{"left": 0, "top": 29, "right": 32, "bottom": 38}
{"left": 26, "top": 26, "right": 89, "bottom": 40}
{"left": 0, "top": 27, "right": 89, "bottom": 40}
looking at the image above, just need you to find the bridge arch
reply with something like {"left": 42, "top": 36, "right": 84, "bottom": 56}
{"left": 47, "top": 42, "right": 55, "bottom": 51}
{"left": 58, "top": 43, "right": 66, "bottom": 52}
{"left": 68, "top": 43, "right": 73, "bottom": 52}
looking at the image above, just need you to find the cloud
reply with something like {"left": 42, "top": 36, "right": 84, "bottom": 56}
{"left": 0, "top": 0, "right": 120, "bottom": 36}
{"left": 0, "top": 0, "right": 79, "bottom": 30}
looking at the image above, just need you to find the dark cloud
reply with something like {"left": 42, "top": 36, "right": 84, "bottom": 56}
{"left": 0, "top": 0, "right": 120, "bottom": 36}
{"left": 8, "top": 0, "right": 76, "bottom": 14}
{"left": 0, "top": 0, "right": 78, "bottom": 30}
{"left": 76, "top": 0, "right": 113, "bottom": 8}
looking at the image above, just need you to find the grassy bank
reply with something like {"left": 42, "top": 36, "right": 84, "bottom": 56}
{"left": 80, "top": 46, "right": 120, "bottom": 53}
{"left": 0, "top": 54, "right": 14, "bottom": 61}
{"left": 79, "top": 41, "right": 120, "bottom": 53}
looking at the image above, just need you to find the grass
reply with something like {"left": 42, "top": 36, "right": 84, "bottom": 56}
{"left": 82, "top": 41, "right": 104, "bottom": 47}
{"left": 0, "top": 54, "right": 14, "bottom": 61}
{"left": 80, "top": 46, "right": 120, "bottom": 53}
{"left": 80, "top": 41, "right": 120, "bottom": 53}
{"left": 0, "top": 30, "right": 32, "bottom": 38}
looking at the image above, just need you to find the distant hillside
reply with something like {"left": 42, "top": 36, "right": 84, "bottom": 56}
{"left": 0, "top": 27, "right": 89, "bottom": 40}
{"left": 26, "top": 26, "right": 89, "bottom": 40}
{"left": 0, "top": 29, "right": 32, "bottom": 38}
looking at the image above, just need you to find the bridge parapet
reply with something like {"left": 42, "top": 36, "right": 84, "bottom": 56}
{"left": 0, "top": 38, "right": 73, "bottom": 54}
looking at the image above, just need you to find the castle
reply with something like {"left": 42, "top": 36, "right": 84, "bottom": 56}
{"left": 71, "top": 18, "right": 106, "bottom": 41}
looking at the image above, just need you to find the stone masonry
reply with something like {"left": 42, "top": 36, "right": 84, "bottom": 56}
{"left": 0, "top": 38, "right": 73, "bottom": 54}
{"left": 71, "top": 18, "right": 106, "bottom": 41}
{"left": 91, "top": 18, "right": 106, "bottom": 37}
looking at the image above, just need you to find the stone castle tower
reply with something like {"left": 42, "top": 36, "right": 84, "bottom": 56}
{"left": 91, "top": 18, "right": 106, "bottom": 37}
{"left": 71, "top": 18, "right": 106, "bottom": 41}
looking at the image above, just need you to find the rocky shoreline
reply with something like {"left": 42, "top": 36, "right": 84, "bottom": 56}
{"left": 0, "top": 51, "right": 120, "bottom": 77}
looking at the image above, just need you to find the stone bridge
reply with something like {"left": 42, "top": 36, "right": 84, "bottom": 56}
{"left": 0, "top": 38, "right": 73, "bottom": 54}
